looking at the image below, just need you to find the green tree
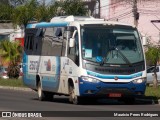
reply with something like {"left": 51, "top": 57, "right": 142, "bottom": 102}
{"left": 0, "top": 40, "right": 23, "bottom": 79}
{"left": 0, "top": 0, "right": 10, "bottom": 5}
{"left": 11, "top": 0, "right": 38, "bottom": 28}
{"left": 48, "top": 2, "right": 61, "bottom": 18}
{"left": 0, "top": 4, "right": 13, "bottom": 21}
{"left": 145, "top": 45, "right": 160, "bottom": 88}
{"left": 61, "top": 0, "right": 88, "bottom": 16}
{"left": 34, "top": 4, "right": 50, "bottom": 22}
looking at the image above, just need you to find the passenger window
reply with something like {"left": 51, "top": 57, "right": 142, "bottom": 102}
{"left": 41, "top": 28, "right": 63, "bottom": 56}
{"left": 24, "top": 28, "right": 37, "bottom": 55}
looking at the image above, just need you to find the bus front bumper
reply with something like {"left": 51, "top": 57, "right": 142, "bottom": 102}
{"left": 78, "top": 77, "right": 146, "bottom": 98}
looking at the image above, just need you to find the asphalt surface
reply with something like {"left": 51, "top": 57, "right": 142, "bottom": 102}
{"left": 0, "top": 87, "right": 159, "bottom": 120}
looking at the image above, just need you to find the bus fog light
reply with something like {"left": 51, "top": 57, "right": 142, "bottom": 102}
{"left": 85, "top": 90, "right": 95, "bottom": 94}
{"left": 136, "top": 92, "right": 142, "bottom": 95}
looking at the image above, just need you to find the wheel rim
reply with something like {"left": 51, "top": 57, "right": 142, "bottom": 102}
{"left": 38, "top": 84, "right": 42, "bottom": 98}
{"left": 70, "top": 87, "right": 78, "bottom": 104}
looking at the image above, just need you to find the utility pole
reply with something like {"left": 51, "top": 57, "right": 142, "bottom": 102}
{"left": 133, "top": 0, "right": 139, "bottom": 27}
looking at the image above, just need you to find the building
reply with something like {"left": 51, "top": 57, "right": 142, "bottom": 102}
{"left": 83, "top": 0, "right": 100, "bottom": 18}
{"left": 99, "top": 0, "right": 160, "bottom": 45}
{"left": 0, "top": 22, "right": 24, "bottom": 45}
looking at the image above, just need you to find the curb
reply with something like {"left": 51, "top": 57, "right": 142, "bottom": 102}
{"left": 0, "top": 86, "right": 33, "bottom": 92}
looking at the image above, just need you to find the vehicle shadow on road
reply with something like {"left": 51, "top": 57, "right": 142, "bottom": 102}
{"left": 31, "top": 96, "right": 159, "bottom": 105}
{"left": 136, "top": 96, "right": 159, "bottom": 105}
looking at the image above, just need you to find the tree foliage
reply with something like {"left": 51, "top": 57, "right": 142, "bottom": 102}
{"left": 59, "top": 0, "right": 88, "bottom": 16}
{"left": 0, "top": 4, "right": 13, "bottom": 21}
{"left": 0, "top": 40, "right": 23, "bottom": 78}
{"left": 11, "top": 0, "right": 38, "bottom": 27}
{"left": 145, "top": 45, "right": 160, "bottom": 88}
{"left": 0, "top": 0, "right": 88, "bottom": 27}
{"left": 0, "top": 0, "right": 10, "bottom": 5}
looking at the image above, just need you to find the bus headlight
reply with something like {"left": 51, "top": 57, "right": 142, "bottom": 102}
{"left": 133, "top": 78, "right": 146, "bottom": 84}
{"left": 81, "top": 76, "right": 100, "bottom": 83}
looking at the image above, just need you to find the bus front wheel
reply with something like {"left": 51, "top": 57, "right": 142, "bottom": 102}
{"left": 69, "top": 86, "right": 81, "bottom": 105}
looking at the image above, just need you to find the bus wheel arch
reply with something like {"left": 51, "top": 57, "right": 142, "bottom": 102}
{"left": 68, "top": 78, "right": 81, "bottom": 105}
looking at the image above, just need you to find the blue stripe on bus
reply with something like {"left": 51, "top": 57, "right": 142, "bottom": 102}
{"left": 27, "top": 22, "right": 69, "bottom": 28}
{"left": 87, "top": 70, "right": 142, "bottom": 79}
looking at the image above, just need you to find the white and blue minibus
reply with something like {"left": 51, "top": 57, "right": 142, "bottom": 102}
{"left": 23, "top": 16, "right": 146, "bottom": 104}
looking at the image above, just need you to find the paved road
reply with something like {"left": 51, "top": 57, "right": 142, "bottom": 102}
{"left": 0, "top": 88, "right": 159, "bottom": 120}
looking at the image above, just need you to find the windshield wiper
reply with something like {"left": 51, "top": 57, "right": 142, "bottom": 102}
{"left": 100, "top": 57, "right": 106, "bottom": 66}
{"left": 100, "top": 47, "right": 132, "bottom": 66}
{"left": 114, "top": 47, "right": 132, "bottom": 67}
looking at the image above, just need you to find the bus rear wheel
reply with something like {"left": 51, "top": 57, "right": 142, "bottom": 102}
{"left": 37, "top": 82, "right": 53, "bottom": 101}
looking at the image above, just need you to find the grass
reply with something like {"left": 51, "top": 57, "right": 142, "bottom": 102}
{"left": 145, "top": 86, "right": 160, "bottom": 99}
{"left": 0, "top": 78, "right": 26, "bottom": 87}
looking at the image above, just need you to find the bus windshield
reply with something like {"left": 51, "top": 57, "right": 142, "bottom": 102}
{"left": 81, "top": 25, "right": 144, "bottom": 65}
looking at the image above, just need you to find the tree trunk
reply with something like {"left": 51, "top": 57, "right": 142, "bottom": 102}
{"left": 153, "top": 72, "right": 158, "bottom": 88}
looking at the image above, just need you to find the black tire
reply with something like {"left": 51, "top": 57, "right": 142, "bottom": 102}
{"left": 69, "top": 86, "right": 81, "bottom": 105}
{"left": 37, "top": 82, "right": 53, "bottom": 101}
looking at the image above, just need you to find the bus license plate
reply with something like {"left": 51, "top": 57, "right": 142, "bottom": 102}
{"left": 109, "top": 93, "right": 121, "bottom": 97}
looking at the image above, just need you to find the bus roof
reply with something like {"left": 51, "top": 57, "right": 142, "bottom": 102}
{"left": 26, "top": 16, "right": 134, "bottom": 29}
{"left": 26, "top": 22, "right": 69, "bottom": 28}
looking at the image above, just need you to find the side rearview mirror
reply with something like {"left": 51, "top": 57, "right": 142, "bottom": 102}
{"left": 69, "top": 38, "right": 75, "bottom": 47}
{"left": 69, "top": 30, "right": 77, "bottom": 48}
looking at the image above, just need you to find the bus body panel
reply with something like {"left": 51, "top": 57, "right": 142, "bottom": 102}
{"left": 23, "top": 54, "right": 38, "bottom": 89}
{"left": 60, "top": 57, "right": 81, "bottom": 95}
{"left": 23, "top": 55, "right": 61, "bottom": 92}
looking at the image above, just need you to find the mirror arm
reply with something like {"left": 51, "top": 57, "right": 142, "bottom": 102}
{"left": 72, "top": 30, "right": 77, "bottom": 38}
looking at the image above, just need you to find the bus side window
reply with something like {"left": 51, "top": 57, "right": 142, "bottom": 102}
{"left": 33, "top": 29, "right": 43, "bottom": 55}
{"left": 24, "top": 34, "right": 34, "bottom": 54}
{"left": 24, "top": 28, "right": 37, "bottom": 55}
{"left": 42, "top": 28, "right": 62, "bottom": 56}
